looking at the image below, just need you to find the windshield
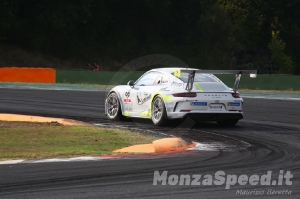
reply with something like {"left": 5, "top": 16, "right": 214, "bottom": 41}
{"left": 171, "top": 72, "right": 218, "bottom": 83}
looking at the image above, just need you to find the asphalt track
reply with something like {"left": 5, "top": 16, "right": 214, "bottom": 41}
{"left": 0, "top": 88, "right": 299, "bottom": 198}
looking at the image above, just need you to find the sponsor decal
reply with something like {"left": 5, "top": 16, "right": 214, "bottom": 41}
{"left": 154, "top": 77, "right": 162, "bottom": 85}
{"left": 124, "top": 106, "right": 133, "bottom": 111}
{"left": 171, "top": 81, "right": 183, "bottom": 87}
{"left": 205, "top": 94, "right": 227, "bottom": 97}
{"left": 137, "top": 92, "right": 152, "bottom": 105}
{"left": 161, "top": 77, "right": 169, "bottom": 84}
{"left": 190, "top": 102, "right": 207, "bottom": 106}
{"left": 124, "top": 99, "right": 131, "bottom": 103}
{"left": 227, "top": 102, "right": 240, "bottom": 106}
{"left": 160, "top": 87, "right": 169, "bottom": 91}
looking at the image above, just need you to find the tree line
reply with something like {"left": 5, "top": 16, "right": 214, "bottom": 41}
{"left": 0, "top": 0, "right": 299, "bottom": 74}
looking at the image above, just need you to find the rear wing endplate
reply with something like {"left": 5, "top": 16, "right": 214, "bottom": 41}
{"left": 174, "top": 69, "right": 257, "bottom": 92}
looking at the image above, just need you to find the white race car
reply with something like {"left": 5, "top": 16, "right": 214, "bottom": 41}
{"left": 105, "top": 68, "right": 257, "bottom": 126}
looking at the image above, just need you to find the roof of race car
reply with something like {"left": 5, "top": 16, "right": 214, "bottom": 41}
{"left": 150, "top": 67, "right": 198, "bottom": 74}
{"left": 146, "top": 68, "right": 230, "bottom": 91}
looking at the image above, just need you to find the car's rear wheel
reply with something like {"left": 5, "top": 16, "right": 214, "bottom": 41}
{"left": 217, "top": 119, "right": 239, "bottom": 126}
{"left": 105, "top": 93, "right": 126, "bottom": 121}
{"left": 151, "top": 96, "right": 168, "bottom": 126}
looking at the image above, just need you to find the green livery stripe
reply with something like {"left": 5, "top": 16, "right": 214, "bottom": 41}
{"left": 123, "top": 111, "right": 129, "bottom": 116}
{"left": 195, "top": 82, "right": 204, "bottom": 92}
{"left": 163, "top": 95, "right": 173, "bottom": 101}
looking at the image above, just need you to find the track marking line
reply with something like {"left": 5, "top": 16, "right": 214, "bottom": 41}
{"left": 0, "top": 157, "right": 115, "bottom": 165}
{"left": 0, "top": 160, "right": 25, "bottom": 165}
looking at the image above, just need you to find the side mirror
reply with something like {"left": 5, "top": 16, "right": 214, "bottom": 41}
{"left": 127, "top": 80, "right": 134, "bottom": 87}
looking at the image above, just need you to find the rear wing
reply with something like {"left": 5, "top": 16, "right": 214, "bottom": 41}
{"left": 173, "top": 69, "right": 257, "bottom": 92}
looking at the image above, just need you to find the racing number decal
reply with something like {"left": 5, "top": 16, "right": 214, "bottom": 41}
{"left": 174, "top": 69, "right": 181, "bottom": 77}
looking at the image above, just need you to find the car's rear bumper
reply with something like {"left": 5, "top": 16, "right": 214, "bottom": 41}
{"left": 184, "top": 113, "right": 243, "bottom": 121}
{"left": 167, "top": 112, "right": 243, "bottom": 121}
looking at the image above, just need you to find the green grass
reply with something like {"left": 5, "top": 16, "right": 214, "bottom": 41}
{"left": 0, "top": 121, "right": 156, "bottom": 160}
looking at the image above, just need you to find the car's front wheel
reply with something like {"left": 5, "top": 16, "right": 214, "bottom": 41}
{"left": 217, "top": 119, "right": 239, "bottom": 126}
{"left": 151, "top": 95, "right": 168, "bottom": 126}
{"left": 105, "top": 92, "right": 126, "bottom": 121}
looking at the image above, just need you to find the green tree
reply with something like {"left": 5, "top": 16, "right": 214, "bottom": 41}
{"left": 218, "top": 0, "right": 300, "bottom": 74}
{"left": 268, "top": 31, "right": 293, "bottom": 73}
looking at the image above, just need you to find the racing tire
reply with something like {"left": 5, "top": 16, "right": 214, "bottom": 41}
{"left": 105, "top": 92, "right": 126, "bottom": 121}
{"left": 151, "top": 95, "right": 168, "bottom": 126}
{"left": 217, "top": 119, "right": 239, "bottom": 126}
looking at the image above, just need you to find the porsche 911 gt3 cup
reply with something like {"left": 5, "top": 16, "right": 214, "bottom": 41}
{"left": 105, "top": 68, "right": 257, "bottom": 126}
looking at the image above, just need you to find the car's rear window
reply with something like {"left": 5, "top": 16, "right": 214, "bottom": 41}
{"left": 171, "top": 72, "right": 218, "bottom": 83}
